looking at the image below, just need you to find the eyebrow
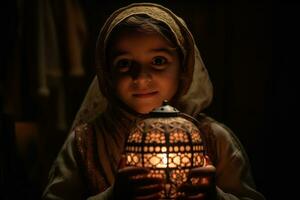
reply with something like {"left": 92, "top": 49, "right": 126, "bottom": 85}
{"left": 111, "top": 47, "right": 178, "bottom": 58}
{"left": 150, "top": 47, "right": 178, "bottom": 55}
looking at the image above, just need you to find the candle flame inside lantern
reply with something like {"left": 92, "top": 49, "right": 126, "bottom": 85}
{"left": 155, "top": 153, "right": 167, "bottom": 168}
{"left": 162, "top": 153, "right": 167, "bottom": 166}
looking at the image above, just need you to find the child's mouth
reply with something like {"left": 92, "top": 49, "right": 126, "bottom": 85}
{"left": 132, "top": 91, "right": 158, "bottom": 98}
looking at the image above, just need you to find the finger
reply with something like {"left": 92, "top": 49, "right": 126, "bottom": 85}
{"left": 118, "top": 154, "right": 127, "bottom": 169}
{"left": 135, "top": 184, "right": 164, "bottom": 196}
{"left": 189, "top": 165, "right": 216, "bottom": 178}
{"left": 190, "top": 177, "right": 213, "bottom": 186}
{"left": 204, "top": 155, "right": 212, "bottom": 166}
{"left": 185, "top": 193, "right": 206, "bottom": 200}
{"left": 118, "top": 166, "right": 149, "bottom": 177}
{"left": 130, "top": 176, "right": 163, "bottom": 186}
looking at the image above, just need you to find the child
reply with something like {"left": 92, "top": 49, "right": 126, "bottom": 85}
{"left": 43, "top": 3, "right": 265, "bottom": 200}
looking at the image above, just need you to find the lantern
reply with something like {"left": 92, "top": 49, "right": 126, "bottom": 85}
{"left": 124, "top": 101, "right": 208, "bottom": 199}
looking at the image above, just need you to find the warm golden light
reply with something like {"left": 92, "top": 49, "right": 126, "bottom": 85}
{"left": 125, "top": 101, "right": 208, "bottom": 199}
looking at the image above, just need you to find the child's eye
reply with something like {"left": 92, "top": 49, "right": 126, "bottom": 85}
{"left": 151, "top": 56, "right": 168, "bottom": 70}
{"left": 152, "top": 56, "right": 167, "bottom": 66}
{"left": 115, "top": 59, "right": 132, "bottom": 72}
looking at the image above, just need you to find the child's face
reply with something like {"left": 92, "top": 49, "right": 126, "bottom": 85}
{"left": 109, "top": 29, "right": 181, "bottom": 114}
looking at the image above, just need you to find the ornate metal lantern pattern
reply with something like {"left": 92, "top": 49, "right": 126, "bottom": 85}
{"left": 125, "top": 102, "right": 207, "bottom": 199}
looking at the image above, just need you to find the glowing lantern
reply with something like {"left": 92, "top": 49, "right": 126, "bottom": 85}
{"left": 125, "top": 101, "right": 208, "bottom": 199}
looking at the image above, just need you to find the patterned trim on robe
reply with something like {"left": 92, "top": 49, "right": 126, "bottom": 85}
{"left": 74, "top": 123, "right": 109, "bottom": 196}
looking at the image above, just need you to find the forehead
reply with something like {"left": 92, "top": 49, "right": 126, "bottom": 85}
{"left": 109, "top": 29, "right": 176, "bottom": 53}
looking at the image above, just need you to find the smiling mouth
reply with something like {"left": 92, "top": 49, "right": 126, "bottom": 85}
{"left": 132, "top": 91, "right": 158, "bottom": 98}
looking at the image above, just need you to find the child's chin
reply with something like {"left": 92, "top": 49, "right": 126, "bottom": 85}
{"left": 136, "top": 109, "right": 152, "bottom": 115}
{"left": 134, "top": 106, "right": 156, "bottom": 114}
{"left": 132, "top": 101, "right": 163, "bottom": 114}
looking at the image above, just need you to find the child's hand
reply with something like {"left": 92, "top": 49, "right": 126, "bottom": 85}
{"left": 113, "top": 156, "right": 164, "bottom": 200}
{"left": 176, "top": 164, "right": 217, "bottom": 200}
{"left": 113, "top": 167, "right": 164, "bottom": 200}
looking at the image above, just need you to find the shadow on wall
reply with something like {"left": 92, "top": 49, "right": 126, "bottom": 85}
{"left": 0, "top": 114, "right": 40, "bottom": 199}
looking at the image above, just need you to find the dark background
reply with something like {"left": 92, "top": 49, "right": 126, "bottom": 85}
{"left": 1, "top": 0, "right": 296, "bottom": 199}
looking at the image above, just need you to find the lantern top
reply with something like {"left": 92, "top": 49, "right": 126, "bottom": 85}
{"left": 149, "top": 100, "right": 180, "bottom": 117}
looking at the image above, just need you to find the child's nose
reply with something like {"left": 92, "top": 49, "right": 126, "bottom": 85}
{"left": 131, "top": 66, "right": 152, "bottom": 87}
